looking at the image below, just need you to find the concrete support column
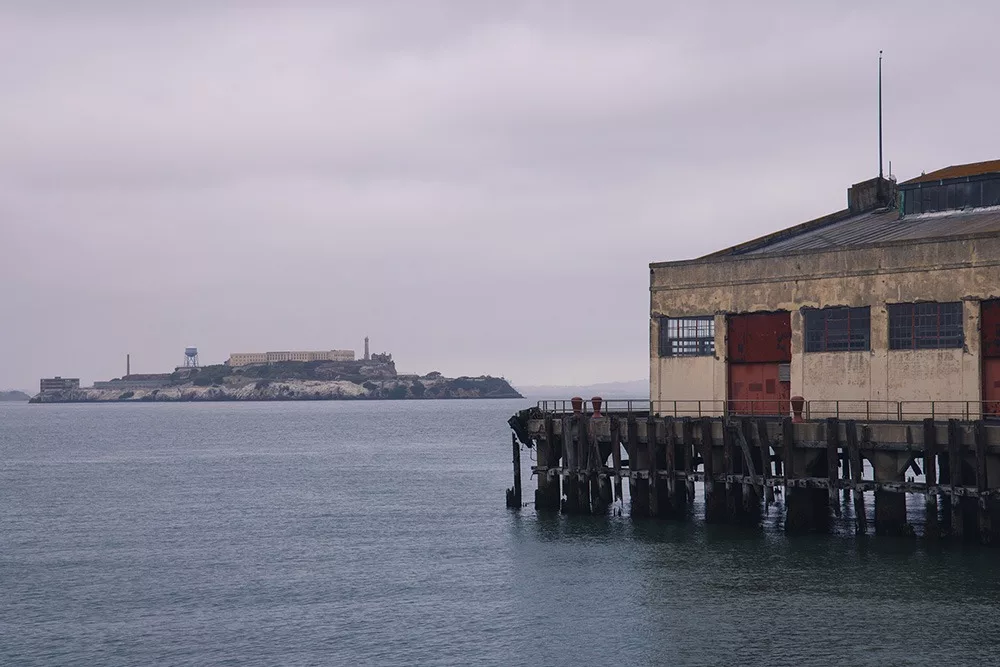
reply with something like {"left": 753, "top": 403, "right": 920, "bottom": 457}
{"left": 713, "top": 314, "right": 727, "bottom": 410}
{"left": 629, "top": 418, "right": 649, "bottom": 517}
{"left": 963, "top": 300, "right": 982, "bottom": 420}
{"left": 869, "top": 305, "right": 890, "bottom": 404}
{"left": 705, "top": 449, "right": 728, "bottom": 523}
{"left": 871, "top": 451, "right": 912, "bottom": 536}
{"left": 701, "top": 420, "right": 727, "bottom": 523}
{"left": 785, "top": 450, "right": 828, "bottom": 533}
{"left": 789, "top": 310, "right": 804, "bottom": 400}
{"left": 535, "top": 426, "right": 561, "bottom": 511}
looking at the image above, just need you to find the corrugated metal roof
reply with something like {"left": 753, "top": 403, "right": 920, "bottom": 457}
{"left": 901, "top": 159, "right": 1000, "bottom": 185}
{"left": 740, "top": 206, "right": 1000, "bottom": 255}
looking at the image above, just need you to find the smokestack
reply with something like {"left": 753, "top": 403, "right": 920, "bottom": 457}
{"left": 126, "top": 354, "right": 131, "bottom": 378}
{"left": 364, "top": 336, "right": 370, "bottom": 361}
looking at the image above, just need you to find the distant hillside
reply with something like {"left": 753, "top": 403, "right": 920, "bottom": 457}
{"left": 0, "top": 390, "right": 31, "bottom": 402}
{"left": 515, "top": 379, "right": 649, "bottom": 400}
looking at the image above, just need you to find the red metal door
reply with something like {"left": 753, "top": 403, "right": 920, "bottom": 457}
{"left": 982, "top": 300, "right": 1000, "bottom": 358}
{"left": 983, "top": 301, "right": 1000, "bottom": 417}
{"left": 729, "top": 362, "right": 789, "bottom": 416}
{"left": 728, "top": 312, "right": 791, "bottom": 415}
{"left": 727, "top": 312, "right": 792, "bottom": 363}
{"left": 984, "top": 359, "right": 1000, "bottom": 417}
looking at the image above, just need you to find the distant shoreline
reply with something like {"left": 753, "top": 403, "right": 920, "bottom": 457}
{"left": 30, "top": 361, "right": 523, "bottom": 404}
{"left": 28, "top": 394, "right": 526, "bottom": 405}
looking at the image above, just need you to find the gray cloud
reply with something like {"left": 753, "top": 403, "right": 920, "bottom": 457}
{"left": 2, "top": 1, "right": 999, "bottom": 391}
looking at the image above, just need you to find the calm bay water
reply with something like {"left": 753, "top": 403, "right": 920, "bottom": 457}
{"left": 2, "top": 399, "right": 1000, "bottom": 666}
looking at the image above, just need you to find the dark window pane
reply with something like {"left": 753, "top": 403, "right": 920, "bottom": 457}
{"left": 984, "top": 178, "right": 1000, "bottom": 207}
{"left": 659, "top": 316, "right": 715, "bottom": 357}
{"left": 803, "top": 306, "right": 870, "bottom": 353}
{"left": 888, "top": 302, "right": 963, "bottom": 350}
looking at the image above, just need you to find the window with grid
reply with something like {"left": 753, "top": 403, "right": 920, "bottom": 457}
{"left": 888, "top": 302, "right": 964, "bottom": 350}
{"left": 658, "top": 316, "right": 715, "bottom": 357}
{"left": 803, "top": 307, "right": 870, "bottom": 352}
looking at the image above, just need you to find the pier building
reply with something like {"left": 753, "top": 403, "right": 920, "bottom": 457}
{"left": 505, "top": 160, "right": 1000, "bottom": 546}
{"left": 649, "top": 160, "right": 1000, "bottom": 419}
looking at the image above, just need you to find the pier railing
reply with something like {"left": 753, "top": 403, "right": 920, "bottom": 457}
{"left": 535, "top": 399, "right": 1000, "bottom": 422}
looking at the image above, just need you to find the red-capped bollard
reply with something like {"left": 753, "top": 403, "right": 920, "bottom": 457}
{"left": 791, "top": 396, "right": 805, "bottom": 422}
{"left": 591, "top": 396, "right": 603, "bottom": 417}
{"left": 571, "top": 396, "right": 584, "bottom": 414}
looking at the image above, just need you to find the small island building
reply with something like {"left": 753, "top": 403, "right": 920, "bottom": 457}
{"left": 650, "top": 159, "right": 1000, "bottom": 419}
{"left": 39, "top": 377, "right": 80, "bottom": 394}
{"left": 228, "top": 349, "right": 355, "bottom": 366}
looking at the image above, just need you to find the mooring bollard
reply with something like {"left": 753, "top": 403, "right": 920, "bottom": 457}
{"left": 791, "top": 396, "right": 805, "bottom": 423}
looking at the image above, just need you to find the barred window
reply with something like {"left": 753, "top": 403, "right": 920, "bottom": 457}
{"left": 804, "top": 307, "right": 870, "bottom": 352}
{"left": 888, "top": 302, "right": 964, "bottom": 350}
{"left": 658, "top": 316, "right": 715, "bottom": 357}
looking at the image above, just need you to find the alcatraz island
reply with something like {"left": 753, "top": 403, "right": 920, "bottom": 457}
{"left": 31, "top": 339, "right": 521, "bottom": 403}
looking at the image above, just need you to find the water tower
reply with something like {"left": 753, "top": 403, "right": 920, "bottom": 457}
{"left": 183, "top": 347, "right": 200, "bottom": 368}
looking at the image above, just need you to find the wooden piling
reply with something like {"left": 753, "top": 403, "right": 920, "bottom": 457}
{"left": 535, "top": 416, "right": 560, "bottom": 510}
{"left": 647, "top": 417, "right": 660, "bottom": 517}
{"left": 560, "top": 415, "right": 577, "bottom": 513}
{"left": 505, "top": 432, "right": 522, "bottom": 508}
{"left": 841, "top": 445, "right": 851, "bottom": 501}
{"left": 922, "top": 418, "right": 938, "bottom": 539}
{"left": 873, "top": 429, "right": 908, "bottom": 537}
{"left": 781, "top": 417, "right": 794, "bottom": 499}
{"left": 682, "top": 418, "right": 695, "bottom": 502}
{"left": 587, "top": 415, "right": 609, "bottom": 513}
{"left": 783, "top": 417, "right": 814, "bottom": 533}
{"left": 628, "top": 416, "right": 648, "bottom": 517}
{"left": 736, "top": 420, "right": 760, "bottom": 515}
{"left": 846, "top": 420, "right": 866, "bottom": 535}
{"left": 825, "top": 418, "right": 842, "bottom": 517}
{"left": 701, "top": 418, "right": 724, "bottom": 523}
{"left": 975, "top": 420, "right": 990, "bottom": 543}
{"left": 722, "top": 421, "right": 737, "bottom": 521}
{"left": 665, "top": 417, "right": 676, "bottom": 505}
{"left": 948, "top": 419, "right": 964, "bottom": 540}
{"left": 577, "top": 415, "right": 592, "bottom": 513}
{"left": 610, "top": 417, "right": 623, "bottom": 502}
{"left": 755, "top": 418, "right": 774, "bottom": 507}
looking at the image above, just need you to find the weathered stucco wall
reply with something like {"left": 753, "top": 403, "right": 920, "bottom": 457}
{"left": 800, "top": 351, "right": 871, "bottom": 401}
{"left": 650, "top": 314, "right": 727, "bottom": 415}
{"left": 650, "top": 235, "right": 999, "bottom": 407}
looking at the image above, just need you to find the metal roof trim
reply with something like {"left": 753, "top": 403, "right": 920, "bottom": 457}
{"left": 900, "top": 159, "right": 1000, "bottom": 185}
{"left": 649, "top": 228, "right": 1000, "bottom": 270}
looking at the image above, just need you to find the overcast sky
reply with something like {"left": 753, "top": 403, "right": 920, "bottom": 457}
{"left": 2, "top": 1, "right": 998, "bottom": 392}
